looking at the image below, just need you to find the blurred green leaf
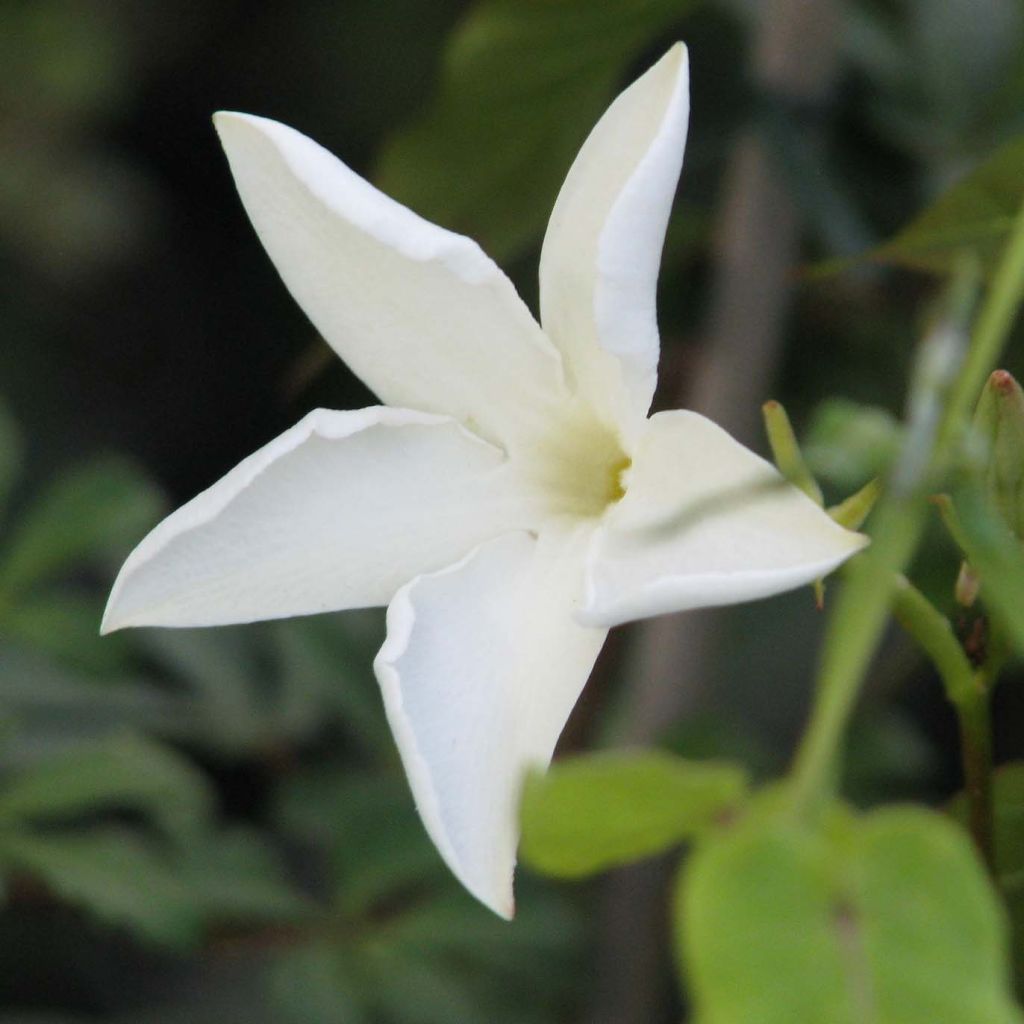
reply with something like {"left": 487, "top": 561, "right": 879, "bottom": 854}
{"left": 176, "top": 828, "right": 311, "bottom": 924}
{"left": 520, "top": 749, "right": 747, "bottom": 878}
{"left": 3, "top": 591, "right": 130, "bottom": 675}
{"left": 804, "top": 399, "right": 903, "bottom": 490}
{"left": 0, "top": 828, "right": 199, "bottom": 947}
{"left": 272, "top": 943, "right": 369, "bottom": 1024}
{"left": 870, "top": 135, "right": 1024, "bottom": 277}
{"left": 136, "top": 628, "right": 269, "bottom": 751}
{"left": 0, "top": 457, "right": 162, "bottom": 598}
{"left": 843, "top": 0, "right": 1024, "bottom": 165}
{"left": 376, "top": 0, "right": 690, "bottom": 262}
{"left": 276, "top": 770, "right": 444, "bottom": 915}
{"left": 270, "top": 617, "right": 392, "bottom": 758}
{"left": 952, "top": 761, "right": 1024, "bottom": 984}
{"left": 0, "top": 733, "right": 212, "bottom": 843}
{"left": 0, "top": 646, "right": 189, "bottom": 761}
{"left": 137, "top": 618, "right": 381, "bottom": 757}
{"left": 679, "top": 807, "right": 1021, "bottom": 1023}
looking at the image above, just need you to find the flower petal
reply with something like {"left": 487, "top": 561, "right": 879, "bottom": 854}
{"left": 102, "top": 407, "right": 535, "bottom": 632}
{"left": 579, "top": 411, "right": 868, "bottom": 627}
{"left": 214, "top": 112, "right": 569, "bottom": 450}
{"left": 374, "top": 526, "right": 606, "bottom": 918}
{"left": 539, "top": 43, "right": 689, "bottom": 439}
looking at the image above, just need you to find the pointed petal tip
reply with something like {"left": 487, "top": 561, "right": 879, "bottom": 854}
{"left": 99, "top": 586, "right": 128, "bottom": 635}
{"left": 212, "top": 110, "right": 265, "bottom": 141}
{"left": 648, "top": 40, "right": 688, "bottom": 92}
{"left": 664, "top": 39, "right": 689, "bottom": 68}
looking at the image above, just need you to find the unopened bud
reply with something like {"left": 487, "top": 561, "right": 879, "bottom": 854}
{"left": 954, "top": 561, "right": 980, "bottom": 607}
{"left": 973, "top": 369, "right": 1024, "bottom": 538}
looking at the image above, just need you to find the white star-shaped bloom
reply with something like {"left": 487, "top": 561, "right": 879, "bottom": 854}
{"left": 103, "top": 44, "right": 865, "bottom": 917}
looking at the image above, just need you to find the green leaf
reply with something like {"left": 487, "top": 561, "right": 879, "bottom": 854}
{"left": 0, "top": 828, "right": 200, "bottom": 947}
{"left": 679, "top": 807, "right": 1022, "bottom": 1024}
{"left": 0, "top": 646, "right": 189, "bottom": 754}
{"left": 375, "top": 0, "right": 689, "bottom": 263}
{"left": 3, "top": 591, "right": 130, "bottom": 675}
{"left": 275, "top": 770, "right": 446, "bottom": 916}
{"left": 952, "top": 762, "right": 1024, "bottom": 986}
{"left": 519, "top": 749, "right": 747, "bottom": 878}
{"left": 271, "top": 943, "right": 369, "bottom": 1024}
{"left": 176, "top": 828, "right": 311, "bottom": 923}
{"left": 0, "top": 456, "right": 162, "bottom": 597}
{"left": 870, "top": 134, "right": 1024, "bottom": 277}
{"left": 136, "top": 628, "right": 267, "bottom": 752}
{"left": 0, "top": 733, "right": 213, "bottom": 843}
{"left": 270, "top": 617, "right": 392, "bottom": 758}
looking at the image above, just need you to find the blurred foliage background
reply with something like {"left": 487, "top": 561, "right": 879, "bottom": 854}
{"left": 3, "top": 0, "right": 1024, "bottom": 1021}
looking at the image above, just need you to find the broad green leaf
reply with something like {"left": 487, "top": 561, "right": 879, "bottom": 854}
{"left": 870, "top": 134, "right": 1024, "bottom": 277}
{"left": 0, "top": 646, "right": 188, "bottom": 756}
{"left": 520, "top": 749, "right": 747, "bottom": 878}
{"left": 176, "top": 828, "right": 311, "bottom": 923}
{"left": 375, "top": 0, "right": 689, "bottom": 263}
{"left": 953, "top": 485, "right": 1024, "bottom": 654}
{"left": 3, "top": 591, "right": 130, "bottom": 674}
{"left": 271, "top": 943, "right": 369, "bottom": 1024}
{"left": 270, "top": 617, "right": 392, "bottom": 759}
{"left": 276, "top": 770, "right": 445, "bottom": 916}
{"left": 136, "top": 628, "right": 267, "bottom": 751}
{"left": 0, "top": 401, "right": 23, "bottom": 515}
{"left": 0, "top": 456, "right": 162, "bottom": 597}
{"left": 679, "top": 807, "right": 1021, "bottom": 1024}
{"left": 0, "top": 828, "right": 199, "bottom": 947}
{"left": 952, "top": 762, "right": 1024, "bottom": 985}
{"left": 0, "top": 733, "right": 213, "bottom": 842}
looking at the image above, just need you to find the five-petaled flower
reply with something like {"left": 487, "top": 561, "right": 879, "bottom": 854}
{"left": 102, "top": 44, "right": 866, "bottom": 918}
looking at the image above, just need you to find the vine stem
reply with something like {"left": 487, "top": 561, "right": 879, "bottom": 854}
{"left": 788, "top": 502, "right": 925, "bottom": 815}
{"left": 891, "top": 577, "right": 995, "bottom": 867}
{"left": 789, "top": 197, "right": 1024, "bottom": 819}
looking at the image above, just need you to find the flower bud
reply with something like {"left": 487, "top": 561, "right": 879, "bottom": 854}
{"left": 973, "top": 369, "right": 1024, "bottom": 538}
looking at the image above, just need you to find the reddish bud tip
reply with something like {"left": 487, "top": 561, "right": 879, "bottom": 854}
{"left": 990, "top": 369, "right": 1016, "bottom": 394}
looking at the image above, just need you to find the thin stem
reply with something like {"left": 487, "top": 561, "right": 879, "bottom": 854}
{"left": 891, "top": 577, "right": 974, "bottom": 704}
{"left": 890, "top": 577, "right": 995, "bottom": 867}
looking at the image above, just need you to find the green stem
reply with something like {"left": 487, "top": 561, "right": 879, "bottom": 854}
{"left": 890, "top": 577, "right": 995, "bottom": 867}
{"left": 891, "top": 577, "right": 974, "bottom": 703}
{"left": 789, "top": 500, "right": 926, "bottom": 814}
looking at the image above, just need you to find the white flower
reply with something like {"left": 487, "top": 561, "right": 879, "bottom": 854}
{"left": 102, "top": 44, "right": 865, "bottom": 918}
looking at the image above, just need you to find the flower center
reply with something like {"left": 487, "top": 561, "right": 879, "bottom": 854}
{"left": 525, "top": 403, "right": 632, "bottom": 520}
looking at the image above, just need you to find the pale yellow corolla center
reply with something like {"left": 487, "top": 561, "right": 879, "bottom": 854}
{"left": 521, "top": 402, "right": 632, "bottom": 521}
